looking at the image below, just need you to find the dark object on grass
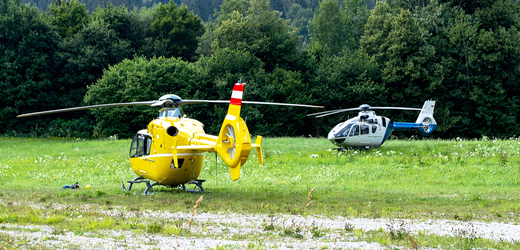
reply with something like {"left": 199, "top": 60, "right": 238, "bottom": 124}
{"left": 63, "top": 182, "right": 79, "bottom": 189}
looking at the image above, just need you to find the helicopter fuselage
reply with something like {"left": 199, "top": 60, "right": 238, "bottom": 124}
{"left": 327, "top": 101, "right": 437, "bottom": 149}
{"left": 128, "top": 108, "right": 216, "bottom": 186}
{"left": 328, "top": 111, "right": 392, "bottom": 149}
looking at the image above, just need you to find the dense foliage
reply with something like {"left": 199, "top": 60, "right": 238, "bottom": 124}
{"left": 2, "top": 0, "right": 520, "bottom": 139}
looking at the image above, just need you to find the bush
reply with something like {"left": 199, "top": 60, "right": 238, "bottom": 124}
{"left": 85, "top": 56, "right": 197, "bottom": 138}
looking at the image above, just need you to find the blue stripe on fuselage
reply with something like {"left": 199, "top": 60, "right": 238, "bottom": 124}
{"left": 393, "top": 122, "right": 437, "bottom": 135}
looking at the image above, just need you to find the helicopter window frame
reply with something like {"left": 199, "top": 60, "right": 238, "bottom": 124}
{"left": 349, "top": 125, "right": 360, "bottom": 137}
{"left": 158, "top": 108, "right": 183, "bottom": 119}
{"left": 129, "top": 133, "right": 152, "bottom": 158}
{"left": 334, "top": 123, "right": 354, "bottom": 138}
{"left": 360, "top": 125, "right": 369, "bottom": 135}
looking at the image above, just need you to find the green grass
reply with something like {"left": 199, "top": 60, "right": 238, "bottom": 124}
{"left": 1, "top": 136, "right": 520, "bottom": 249}
{"left": 1, "top": 136, "right": 520, "bottom": 220}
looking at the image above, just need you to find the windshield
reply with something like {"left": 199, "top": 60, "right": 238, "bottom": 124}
{"left": 334, "top": 123, "right": 354, "bottom": 138}
{"left": 158, "top": 108, "right": 182, "bottom": 119}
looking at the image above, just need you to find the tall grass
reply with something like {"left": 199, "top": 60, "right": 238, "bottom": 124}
{"left": 0, "top": 137, "right": 133, "bottom": 190}
{"left": 1, "top": 136, "right": 520, "bottom": 221}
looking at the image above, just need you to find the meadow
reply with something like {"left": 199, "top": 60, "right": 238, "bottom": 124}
{"left": 1, "top": 136, "right": 520, "bottom": 249}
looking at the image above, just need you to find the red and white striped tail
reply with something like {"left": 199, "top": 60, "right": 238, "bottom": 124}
{"left": 230, "top": 81, "right": 245, "bottom": 106}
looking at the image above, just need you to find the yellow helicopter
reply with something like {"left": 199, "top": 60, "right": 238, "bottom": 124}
{"left": 18, "top": 81, "right": 323, "bottom": 194}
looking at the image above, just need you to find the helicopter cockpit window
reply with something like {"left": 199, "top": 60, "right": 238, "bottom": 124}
{"left": 129, "top": 134, "right": 152, "bottom": 158}
{"left": 361, "top": 125, "right": 369, "bottom": 135}
{"left": 372, "top": 125, "right": 377, "bottom": 133}
{"left": 349, "top": 125, "right": 360, "bottom": 137}
{"left": 334, "top": 123, "right": 353, "bottom": 138}
{"left": 158, "top": 108, "right": 182, "bottom": 119}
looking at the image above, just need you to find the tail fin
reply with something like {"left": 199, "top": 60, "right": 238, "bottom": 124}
{"left": 415, "top": 100, "right": 437, "bottom": 135}
{"left": 393, "top": 101, "right": 437, "bottom": 135}
{"left": 216, "top": 81, "right": 261, "bottom": 181}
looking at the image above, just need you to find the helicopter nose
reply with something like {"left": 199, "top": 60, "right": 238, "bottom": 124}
{"left": 327, "top": 130, "right": 335, "bottom": 140}
{"left": 328, "top": 131, "right": 339, "bottom": 144}
{"left": 328, "top": 129, "right": 346, "bottom": 145}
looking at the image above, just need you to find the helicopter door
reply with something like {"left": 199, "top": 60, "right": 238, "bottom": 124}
{"left": 359, "top": 124, "right": 371, "bottom": 145}
{"left": 368, "top": 124, "right": 383, "bottom": 145}
{"left": 129, "top": 134, "right": 152, "bottom": 158}
{"left": 129, "top": 133, "right": 153, "bottom": 175}
{"left": 347, "top": 125, "right": 361, "bottom": 145}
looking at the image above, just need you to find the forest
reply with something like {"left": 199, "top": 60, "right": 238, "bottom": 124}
{"left": 1, "top": 0, "right": 519, "bottom": 139}
{"left": 20, "top": 0, "right": 378, "bottom": 21}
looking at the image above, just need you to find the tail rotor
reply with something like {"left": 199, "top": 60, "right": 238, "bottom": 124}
{"left": 216, "top": 81, "right": 253, "bottom": 180}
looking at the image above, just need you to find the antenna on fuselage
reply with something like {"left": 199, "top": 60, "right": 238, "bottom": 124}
{"left": 214, "top": 153, "right": 218, "bottom": 186}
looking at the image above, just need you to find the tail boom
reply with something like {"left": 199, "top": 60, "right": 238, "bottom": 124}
{"left": 393, "top": 100, "right": 437, "bottom": 136}
{"left": 393, "top": 122, "right": 437, "bottom": 135}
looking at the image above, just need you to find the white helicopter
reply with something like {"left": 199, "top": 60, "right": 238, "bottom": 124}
{"left": 308, "top": 101, "right": 437, "bottom": 149}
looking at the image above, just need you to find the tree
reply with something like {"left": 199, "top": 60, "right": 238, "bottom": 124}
{"left": 433, "top": 0, "right": 520, "bottom": 137}
{"left": 359, "top": 2, "right": 448, "bottom": 134}
{"left": 46, "top": 0, "right": 90, "bottom": 39}
{"left": 183, "top": 0, "right": 224, "bottom": 21}
{"left": 56, "top": 19, "right": 132, "bottom": 108}
{"left": 309, "top": 0, "right": 348, "bottom": 57}
{"left": 85, "top": 56, "right": 198, "bottom": 137}
{"left": 309, "top": 0, "right": 369, "bottom": 57}
{"left": 286, "top": 3, "right": 313, "bottom": 48}
{"left": 310, "top": 51, "right": 384, "bottom": 135}
{"left": 195, "top": 21, "right": 216, "bottom": 57}
{"left": 381, "top": 10, "right": 440, "bottom": 103}
{"left": 92, "top": 4, "right": 133, "bottom": 41}
{"left": 344, "top": 0, "right": 370, "bottom": 49}
{"left": 360, "top": 3, "right": 442, "bottom": 103}
{"left": 359, "top": 1, "right": 394, "bottom": 60}
{"left": 439, "top": 0, "right": 519, "bottom": 30}
{"left": 212, "top": 0, "right": 300, "bottom": 71}
{"left": 0, "top": 0, "right": 61, "bottom": 134}
{"left": 191, "top": 48, "right": 264, "bottom": 134}
{"left": 151, "top": 0, "right": 204, "bottom": 61}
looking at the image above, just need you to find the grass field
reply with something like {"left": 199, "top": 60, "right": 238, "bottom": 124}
{"left": 1, "top": 136, "right": 520, "bottom": 249}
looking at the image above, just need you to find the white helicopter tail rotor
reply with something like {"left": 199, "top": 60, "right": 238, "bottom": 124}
{"left": 415, "top": 101, "right": 436, "bottom": 124}
{"left": 414, "top": 100, "right": 437, "bottom": 134}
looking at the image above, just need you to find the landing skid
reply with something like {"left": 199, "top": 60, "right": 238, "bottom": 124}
{"left": 334, "top": 146, "right": 374, "bottom": 151}
{"left": 178, "top": 179, "right": 206, "bottom": 193}
{"left": 121, "top": 176, "right": 157, "bottom": 195}
{"left": 122, "top": 177, "right": 206, "bottom": 195}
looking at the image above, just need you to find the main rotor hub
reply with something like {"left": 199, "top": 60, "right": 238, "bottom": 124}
{"left": 154, "top": 94, "right": 182, "bottom": 107}
{"left": 359, "top": 104, "right": 371, "bottom": 111}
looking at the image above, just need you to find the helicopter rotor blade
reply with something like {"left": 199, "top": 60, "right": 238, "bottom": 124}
{"left": 17, "top": 101, "right": 155, "bottom": 118}
{"left": 368, "top": 107, "right": 423, "bottom": 111}
{"left": 178, "top": 100, "right": 323, "bottom": 108}
{"left": 306, "top": 108, "right": 361, "bottom": 117}
{"left": 242, "top": 101, "right": 323, "bottom": 108}
{"left": 307, "top": 106, "right": 424, "bottom": 118}
{"left": 314, "top": 109, "right": 358, "bottom": 118}
{"left": 18, "top": 99, "right": 323, "bottom": 118}
{"left": 151, "top": 100, "right": 167, "bottom": 107}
